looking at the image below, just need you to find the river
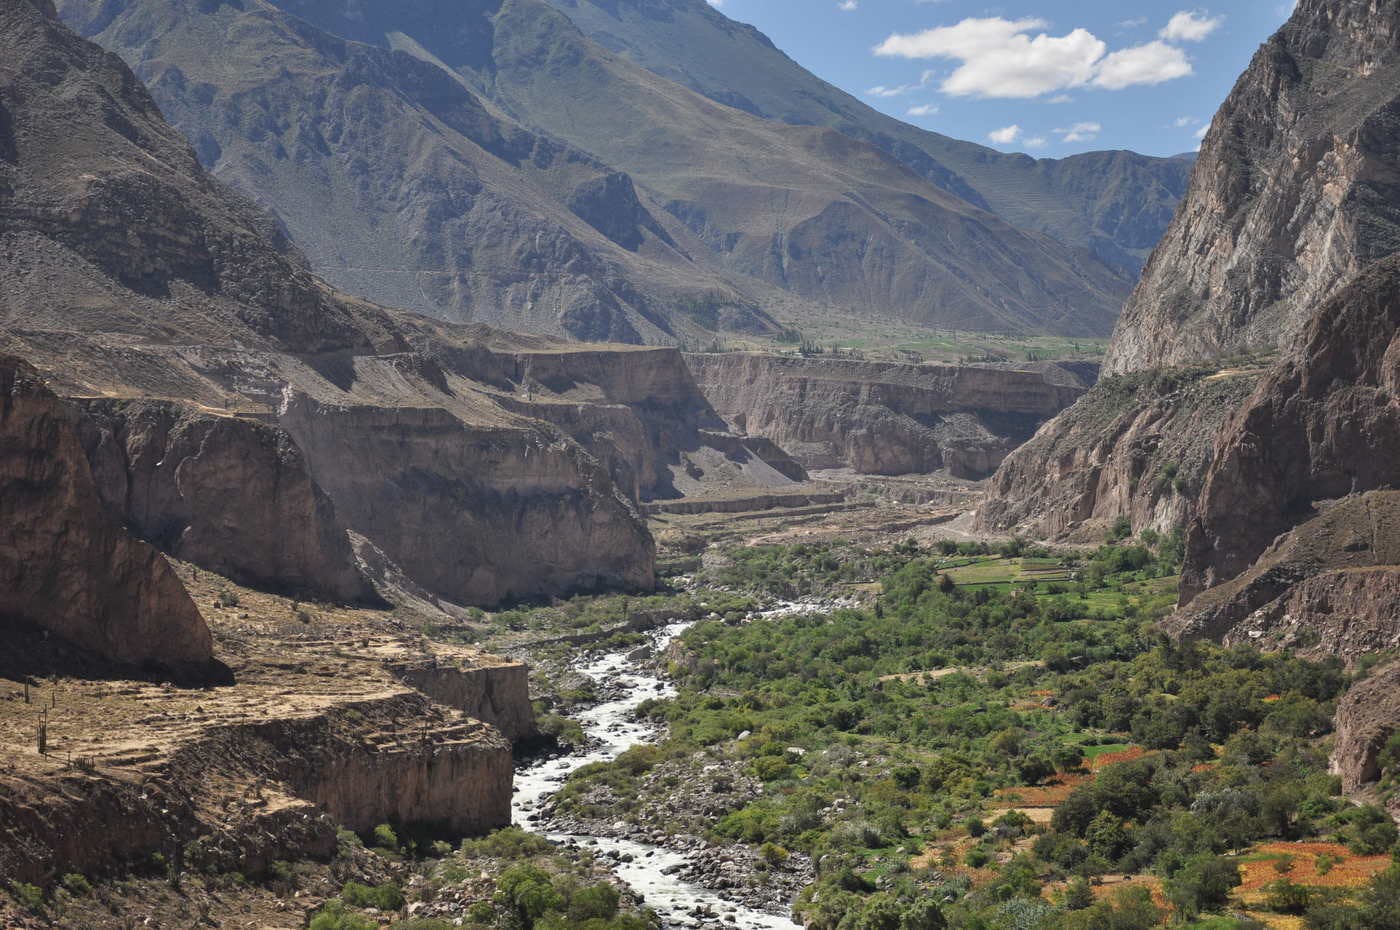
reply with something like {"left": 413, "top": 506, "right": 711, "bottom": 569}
{"left": 511, "top": 618, "right": 804, "bottom": 930}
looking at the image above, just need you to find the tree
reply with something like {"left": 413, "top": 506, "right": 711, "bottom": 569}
{"left": 1165, "top": 854, "right": 1240, "bottom": 919}
{"left": 900, "top": 897, "right": 947, "bottom": 930}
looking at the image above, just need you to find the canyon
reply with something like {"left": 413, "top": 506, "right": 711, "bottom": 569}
{"left": 686, "top": 353, "right": 1095, "bottom": 479}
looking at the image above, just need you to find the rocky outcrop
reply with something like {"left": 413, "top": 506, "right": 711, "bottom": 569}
{"left": 0, "top": 356, "right": 213, "bottom": 675}
{"left": 78, "top": 400, "right": 376, "bottom": 604}
{"left": 1167, "top": 492, "right": 1400, "bottom": 658}
{"left": 0, "top": 687, "right": 512, "bottom": 886}
{"left": 390, "top": 658, "right": 536, "bottom": 744}
{"left": 975, "top": 368, "right": 1259, "bottom": 540}
{"left": 1332, "top": 660, "right": 1400, "bottom": 816}
{"left": 686, "top": 353, "right": 1092, "bottom": 479}
{"left": 1104, "top": 0, "right": 1400, "bottom": 374}
{"left": 1182, "top": 255, "right": 1400, "bottom": 601}
{"left": 277, "top": 394, "right": 655, "bottom": 607}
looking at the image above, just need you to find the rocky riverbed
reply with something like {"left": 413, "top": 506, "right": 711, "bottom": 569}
{"left": 511, "top": 604, "right": 842, "bottom": 930}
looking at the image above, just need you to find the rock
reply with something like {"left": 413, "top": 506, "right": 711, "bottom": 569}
{"left": 78, "top": 399, "right": 376, "bottom": 604}
{"left": 0, "top": 356, "right": 213, "bottom": 676}
{"left": 976, "top": 367, "right": 1258, "bottom": 540}
{"left": 687, "top": 353, "right": 1093, "bottom": 479}
{"left": 1332, "top": 660, "right": 1400, "bottom": 819}
{"left": 1182, "top": 255, "right": 1400, "bottom": 602}
{"left": 1168, "top": 492, "right": 1400, "bottom": 658}
{"left": 1104, "top": 0, "right": 1400, "bottom": 374}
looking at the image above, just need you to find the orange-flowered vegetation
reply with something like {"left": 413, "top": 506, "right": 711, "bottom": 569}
{"left": 1238, "top": 842, "right": 1392, "bottom": 902}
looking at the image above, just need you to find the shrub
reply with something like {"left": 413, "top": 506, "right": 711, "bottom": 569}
{"left": 1165, "top": 854, "right": 1240, "bottom": 919}
{"left": 9, "top": 882, "right": 43, "bottom": 914}
{"left": 342, "top": 881, "right": 405, "bottom": 911}
{"left": 60, "top": 873, "right": 92, "bottom": 896}
{"left": 371, "top": 823, "right": 400, "bottom": 851}
{"left": 309, "top": 900, "right": 376, "bottom": 930}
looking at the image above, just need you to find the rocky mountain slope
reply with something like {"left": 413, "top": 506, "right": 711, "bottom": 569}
{"left": 1333, "top": 660, "right": 1400, "bottom": 820}
{"left": 545, "top": 0, "right": 1192, "bottom": 278}
{"left": 1104, "top": 0, "right": 1400, "bottom": 374}
{"left": 5, "top": 0, "right": 828, "bottom": 613}
{"left": 979, "top": 0, "right": 1400, "bottom": 546}
{"left": 976, "top": 366, "right": 1261, "bottom": 541}
{"left": 687, "top": 353, "right": 1094, "bottom": 479}
{"left": 1180, "top": 254, "right": 1400, "bottom": 603}
{"left": 60, "top": 0, "right": 1129, "bottom": 341}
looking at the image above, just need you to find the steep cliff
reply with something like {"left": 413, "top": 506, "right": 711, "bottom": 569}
{"left": 78, "top": 400, "right": 376, "bottom": 604}
{"left": 2, "top": 0, "right": 675, "bottom": 610}
{"left": 1167, "top": 492, "right": 1400, "bottom": 659}
{"left": 686, "top": 354, "right": 1091, "bottom": 479}
{"left": 1105, "top": 0, "right": 1400, "bottom": 374}
{"left": 975, "top": 368, "right": 1260, "bottom": 540}
{"left": 1182, "top": 255, "right": 1400, "bottom": 602}
{"left": 278, "top": 393, "right": 655, "bottom": 607}
{"left": 0, "top": 356, "right": 213, "bottom": 675}
{"left": 1332, "top": 661, "right": 1400, "bottom": 819}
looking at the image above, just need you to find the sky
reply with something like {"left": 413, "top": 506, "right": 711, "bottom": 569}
{"left": 705, "top": 0, "right": 1299, "bottom": 158}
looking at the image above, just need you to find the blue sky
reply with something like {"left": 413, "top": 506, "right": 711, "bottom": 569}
{"left": 706, "top": 0, "right": 1298, "bottom": 158}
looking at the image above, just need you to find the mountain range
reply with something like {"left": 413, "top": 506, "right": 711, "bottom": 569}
{"left": 56, "top": 0, "right": 1191, "bottom": 344}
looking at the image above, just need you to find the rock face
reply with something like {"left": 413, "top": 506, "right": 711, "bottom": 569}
{"left": 0, "top": 356, "right": 213, "bottom": 674}
{"left": 278, "top": 394, "right": 655, "bottom": 607}
{"left": 390, "top": 659, "right": 536, "bottom": 745}
{"left": 685, "top": 353, "right": 1092, "bottom": 479}
{"left": 1104, "top": 0, "right": 1400, "bottom": 374}
{"left": 60, "top": 0, "right": 1130, "bottom": 339}
{"left": 975, "top": 368, "right": 1260, "bottom": 540}
{"left": 1167, "top": 492, "right": 1400, "bottom": 659}
{"left": 1332, "top": 660, "right": 1400, "bottom": 816}
{"left": 1182, "top": 255, "right": 1400, "bottom": 601}
{"left": 78, "top": 400, "right": 376, "bottom": 604}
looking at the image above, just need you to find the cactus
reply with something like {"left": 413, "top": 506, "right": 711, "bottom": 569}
{"left": 37, "top": 711, "right": 48, "bottom": 756}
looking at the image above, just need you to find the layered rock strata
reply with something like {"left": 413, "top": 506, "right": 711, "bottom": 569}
{"left": 686, "top": 353, "right": 1092, "bottom": 479}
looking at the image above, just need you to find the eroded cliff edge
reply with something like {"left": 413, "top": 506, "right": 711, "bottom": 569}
{"left": 0, "top": 356, "right": 213, "bottom": 676}
{"left": 686, "top": 353, "right": 1093, "bottom": 479}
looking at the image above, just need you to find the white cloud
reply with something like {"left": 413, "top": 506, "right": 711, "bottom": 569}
{"left": 1195, "top": 123, "right": 1210, "bottom": 139}
{"left": 988, "top": 125, "right": 1022, "bottom": 144}
{"left": 864, "top": 70, "right": 935, "bottom": 98}
{"left": 1055, "top": 121, "right": 1102, "bottom": 143}
{"left": 1174, "top": 116, "right": 1199, "bottom": 127}
{"left": 1093, "top": 41, "right": 1192, "bottom": 89}
{"left": 874, "top": 17, "right": 1196, "bottom": 99}
{"left": 875, "top": 18, "right": 1105, "bottom": 99}
{"left": 1161, "top": 10, "right": 1223, "bottom": 42}
{"left": 906, "top": 103, "right": 940, "bottom": 117}
{"left": 838, "top": 0, "right": 858, "bottom": 10}
{"left": 1047, "top": 94, "right": 1074, "bottom": 104}
{"left": 1024, "top": 136, "right": 1048, "bottom": 149}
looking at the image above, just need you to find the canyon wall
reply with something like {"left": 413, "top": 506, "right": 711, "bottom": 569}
{"left": 1181, "top": 255, "right": 1400, "bottom": 601}
{"left": 78, "top": 399, "right": 376, "bottom": 604}
{"left": 0, "top": 356, "right": 213, "bottom": 675}
{"left": 278, "top": 394, "right": 656, "bottom": 607}
{"left": 391, "top": 658, "right": 536, "bottom": 745}
{"left": 1104, "top": 0, "right": 1400, "bottom": 374}
{"left": 1332, "top": 661, "right": 1400, "bottom": 820}
{"left": 1167, "top": 491, "right": 1400, "bottom": 658}
{"left": 975, "top": 368, "right": 1259, "bottom": 540}
{"left": 686, "top": 353, "right": 1091, "bottom": 479}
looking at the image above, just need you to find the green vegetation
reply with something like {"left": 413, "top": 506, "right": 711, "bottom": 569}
{"left": 548, "top": 539, "right": 1398, "bottom": 929}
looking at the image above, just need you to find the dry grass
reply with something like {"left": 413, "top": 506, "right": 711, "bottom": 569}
{"left": 1238, "top": 842, "right": 1391, "bottom": 902}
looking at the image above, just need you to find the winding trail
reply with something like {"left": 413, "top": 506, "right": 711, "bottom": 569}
{"left": 512, "top": 620, "right": 803, "bottom": 930}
